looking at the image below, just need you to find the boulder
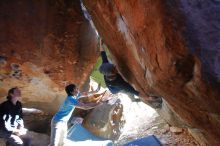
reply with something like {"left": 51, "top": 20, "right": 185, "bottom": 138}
{"left": 0, "top": 0, "right": 99, "bottom": 113}
{"left": 83, "top": 0, "right": 220, "bottom": 145}
{"left": 83, "top": 97, "right": 124, "bottom": 140}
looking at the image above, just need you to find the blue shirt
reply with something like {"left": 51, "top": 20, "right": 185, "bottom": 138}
{"left": 53, "top": 93, "right": 81, "bottom": 122}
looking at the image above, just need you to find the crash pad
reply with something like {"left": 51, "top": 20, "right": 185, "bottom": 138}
{"left": 123, "top": 135, "right": 163, "bottom": 146}
{"left": 65, "top": 123, "right": 113, "bottom": 146}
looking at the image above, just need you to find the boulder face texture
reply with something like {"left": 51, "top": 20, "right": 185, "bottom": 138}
{"left": 83, "top": 0, "right": 220, "bottom": 145}
{"left": 83, "top": 100, "right": 124, "bottom": 140}
{"left": 0, "top": 0, "right": 98, "bottom": 113}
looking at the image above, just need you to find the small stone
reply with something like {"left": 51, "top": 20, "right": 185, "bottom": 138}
{"left": 170, "top": 126, "right": 183, "bottom": 134}
{"left": 161, "top": 128, "right": 169, "bottom": 134}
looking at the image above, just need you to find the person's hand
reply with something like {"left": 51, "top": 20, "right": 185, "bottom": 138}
{"left": 94, "top": 83, "right": 101, "bottom": 92}
{"left": 96, "top": 92, "right": 108, "bottom": 104}
{"left": 101, "top": 92, "right": 113, "bottom": 102}
{"left": 96, "top": 90, "right": 107, "bottom": 102}
{"left": 13, "top": 128, "right": 27, "bottom": 136}
{"left": 13, "top": 129, "right": 20, "bottom": 136}
{"left": 100, "top": 89, "right": 106, "bottom": 96}
{"left": 18, "top": 128, "right": 27, "bottom": 136}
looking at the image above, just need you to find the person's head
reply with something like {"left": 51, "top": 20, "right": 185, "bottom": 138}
{"left": 99, "top": 63, "right": 117, "bottom": 81}
{"left": 65, "top": 84, "right": 79, "bottom": 96}
{"left": 7, "top": 87, "right": 21, "bottom": 101}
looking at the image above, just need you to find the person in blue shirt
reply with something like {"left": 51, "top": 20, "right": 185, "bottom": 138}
{"left": 50, "top": 84, "right": 104, "bottom": 146}
{"left": 99, "top": 39, "right": 162, "bottom": 108}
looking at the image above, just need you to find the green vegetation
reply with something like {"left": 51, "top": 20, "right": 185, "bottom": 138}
{"left": 90, "top": 57, "right": 106, "bottom": 87}
{"left": 90, "top": 47, "right": 112, "bottom": 88}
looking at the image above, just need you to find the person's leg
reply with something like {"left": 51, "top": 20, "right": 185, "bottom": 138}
{"left": 50, "top": 120, "right": 60, "bottom": 146}
{"left": 20, "top": 135, "right": 32, "bottom": 146}
{"left": 59, "top": 124, "right": 67, "bottom": 146}
{"left": 50, "top": 120, "right": 67, "bottom": 146}
{"left": 6, "top": 134, "right": 24, "bottom": 146}
{"left": 0, "top": 130, "right": 23, "bottom": 146}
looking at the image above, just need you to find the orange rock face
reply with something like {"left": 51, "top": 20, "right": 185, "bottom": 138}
{"left": 0, "top": 0, "right": 98, "bottom": 113}
{"left": 83, "top": 0, "right": 220, "bottom": 145}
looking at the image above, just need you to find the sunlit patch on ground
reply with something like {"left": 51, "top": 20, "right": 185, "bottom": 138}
{"left": 113, "top": 93, "right": 198, "bottom": 146}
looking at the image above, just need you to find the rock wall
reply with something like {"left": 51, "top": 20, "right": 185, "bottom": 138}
{"left": 0, "top": 0, "right": 99, "bottom": 113}
{"left": 1, "top": 0, "right": 220, "bottom": 145}
{"left": 83, "top": 0, "right": 220, "bottom": 145}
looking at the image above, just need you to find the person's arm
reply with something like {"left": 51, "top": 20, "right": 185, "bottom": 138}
{"left": 75, "top": 101, "right": 101, "bottom": 110}
{"left": 2, "top": 113, "right": 18, "bottom": 134}
{"left": 101, "top": 51, "right": 109, "bottom": 63}
{"left": 68, "top": 96, "right": 101, "bottom": 110}
{"left": 80, "top": 84, "right": 101, "bottom": 98}
{"left": 13, "top": 102, "right": 27, "bottom": 135}
{"left": 80, "top": 92, "right": 98, "bottom": 98}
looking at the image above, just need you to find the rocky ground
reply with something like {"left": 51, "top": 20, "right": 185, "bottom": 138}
{"left": 115, "top": 116, "right": 199, "bottom": 146}
{"left": 114, "top": 94, "right": 199, "bottom": 146}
